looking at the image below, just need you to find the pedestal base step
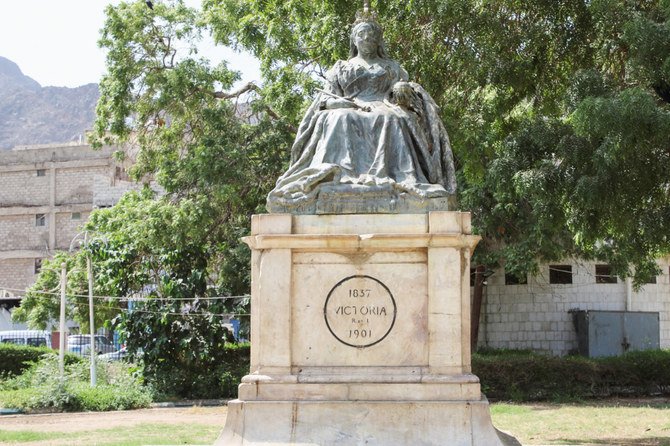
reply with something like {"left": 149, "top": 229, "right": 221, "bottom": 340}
{"left": 216, "top": 398, "right": 518, "bottom": 446}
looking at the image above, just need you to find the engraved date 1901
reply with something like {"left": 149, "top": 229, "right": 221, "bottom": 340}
{"left": 349, "top": 329, "right": 371, "bottom": 338}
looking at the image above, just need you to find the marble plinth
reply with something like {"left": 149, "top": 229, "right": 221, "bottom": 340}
{"left": 267, "top": 184, "right": 457, "bottom": 214}
{"left": 220, "top": 399, "right": 508, "bottom": 446}
{"left": 216, "top": 212, "right": 517, "bottom": 445}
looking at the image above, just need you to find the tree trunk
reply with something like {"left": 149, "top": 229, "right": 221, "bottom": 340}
{"left": 471, "top": 264, "right": 485, "bottom": 353}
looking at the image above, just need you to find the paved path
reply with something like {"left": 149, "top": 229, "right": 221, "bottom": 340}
{"left": 0, "top": 406, "right": 227, "bottom": 433}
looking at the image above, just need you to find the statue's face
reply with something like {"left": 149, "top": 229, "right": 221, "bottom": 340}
{"left": 353, "top": 23, "right": 379, "bottom": 56}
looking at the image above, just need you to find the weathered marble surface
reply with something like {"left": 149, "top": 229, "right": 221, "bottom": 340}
{"left": 220, "top": 400, "right": 512, "bottom": 446}
{"left": 215, "top": 212, "right": 518, "bottom": 445}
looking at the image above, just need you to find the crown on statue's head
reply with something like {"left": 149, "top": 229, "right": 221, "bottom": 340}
{"left": 354, "top": 7, "right": 379, "bottom": 25}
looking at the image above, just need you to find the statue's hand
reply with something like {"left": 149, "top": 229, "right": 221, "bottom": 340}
{"left": 392, "top": 82, "right": 414, "bottom": 108}
{"left": 391, "top": 82, "right": 422, "bottom": 115}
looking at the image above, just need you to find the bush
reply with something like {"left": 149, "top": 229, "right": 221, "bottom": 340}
{"left": 218, "top": 343, "right": 251, "bottom": 398}
{"left": 148, "top": 342, "right": 250, "bottom": 400}
{"left": 0, "top": 353, "right": 152, "bottom": 412}
{"left": 68, "top": 383, "right": 152, "bottom": 411}
{"left": 0, "top": 343, "right": 81, "bottom": 378}
{"left": 596, "top": 350, "right": 670, "bottom": 395}
{"left": 473, "top": 349, "right": 670, "bottom": 402}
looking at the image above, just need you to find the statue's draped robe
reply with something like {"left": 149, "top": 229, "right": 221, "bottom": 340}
{"left": 267, "top": 58, "right": 457, "bottom": 208}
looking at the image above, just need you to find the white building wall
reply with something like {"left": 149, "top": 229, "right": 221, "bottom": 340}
{"left": 0, "top": 307, "right": 27, "bottom": 331}
{"left": 478, "top": 258, "right": 670, "bottom": 356}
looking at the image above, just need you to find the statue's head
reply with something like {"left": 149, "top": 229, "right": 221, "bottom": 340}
{"left": 349, "top": 20, "right": 388, "bottom": 59}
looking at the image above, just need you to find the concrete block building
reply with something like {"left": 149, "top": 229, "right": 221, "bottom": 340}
{"left": 477, "top": 258, "right": 670, "bottom": 355}
{"left": 0, "top": 143, "right": 138, "bottom": 327}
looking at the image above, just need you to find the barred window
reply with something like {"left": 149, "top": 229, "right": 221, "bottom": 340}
{"left": 549, "top": 265, "right": 572, "bottom": 284}
{"left": 595, "top": 265, "right": 617, "bottom": 284}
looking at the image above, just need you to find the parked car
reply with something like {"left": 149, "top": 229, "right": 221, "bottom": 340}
{"left": 67, "top": 335, "right": 115, "bottom": 355}
{"left": 99, "top": 347, "right": 144, "bottom": 362}
{"left": 0, "top": 330, "right": 52, "bottom": 348}
{"left": 99, "top": 347, "right": 127, "bottom": 362}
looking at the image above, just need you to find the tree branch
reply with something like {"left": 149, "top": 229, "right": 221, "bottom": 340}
{"left": 213, "top": 82, "right": 297, "bottom": 133}
{"left": 213, "top": 81, "right": 259, "bottom": 99}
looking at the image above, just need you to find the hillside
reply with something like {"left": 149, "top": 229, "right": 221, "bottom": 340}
{"left": 0, "top": 56, "right": 99, "bottom": 150}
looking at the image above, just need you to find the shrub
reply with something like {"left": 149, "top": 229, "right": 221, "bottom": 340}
{"left": 0, "top": 353, "right": 152, "bottom": 412}
{"left": 0, "top": 343, "right": 81, "bottom": 378}
{"left": 474, "top": 351, "right": 597, "bottom": 401}
{"left": 474, "top": 349, "right": 670, "bottom": 402}
{"left": 595, "top": 350, "right": 670, "bottom": 395}
{"left": 69, "top": 383, "right": 152, "bottom": 411}
{"left": 218, "top": 343, "right": 250, "bottom": 397}
{"left": 148, "top": 342, "right": 250, "bottom": 400}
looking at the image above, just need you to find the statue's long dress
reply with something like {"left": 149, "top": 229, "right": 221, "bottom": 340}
{"left": 267, "top": 58, "right": 456, "bottom": 209}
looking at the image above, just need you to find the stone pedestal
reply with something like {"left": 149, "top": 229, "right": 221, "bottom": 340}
{"left": 217, "top": 212, "right": 516, "bottom": 445}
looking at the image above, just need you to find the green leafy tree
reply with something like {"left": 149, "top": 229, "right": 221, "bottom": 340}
{"left": 90, "top": 0, "right": 292, "bottom": 396}
{"left": 208, "top": 0, "right": 670, "bottom": 283}
{"left": 13, "top": 251, "right": 121, "bottom": 332}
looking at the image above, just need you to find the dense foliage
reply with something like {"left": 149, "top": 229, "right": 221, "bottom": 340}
{"left": 0, "top": 343, "right": 81, "bottom": 378}
{"left": 0, "top": 353, "right": 152, "bottom": 412}
{"left": 474, "top": 349, "right": 670, "bottom": 401}
{"left": 12, "top": 252, "right": 121, "bottom": 331}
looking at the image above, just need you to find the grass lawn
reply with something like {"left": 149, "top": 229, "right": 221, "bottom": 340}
{"left": 0, "top": 400, "right": 669, "bottom": 445}
{"left": 0, "top": 407, "right": 224, "bottom": 446}
{"left": 0, "top": 422, "right": 221, "bottom": 446}
{"left": 491, "top": 399, "right": 670, "bottom": 445}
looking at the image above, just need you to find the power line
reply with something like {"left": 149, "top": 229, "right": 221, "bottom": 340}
{"left": 30, "top": 300, "right": 249, "bottom": 319}
{"left": 0, "top": 285, "right": 249, "bottom": 302}
{"left": 0, "top": 290, "right": 250, "bottom": 318}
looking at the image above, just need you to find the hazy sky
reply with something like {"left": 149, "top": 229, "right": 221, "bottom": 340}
{"left": 0, "top": 0, "right": 260, "bottom": 88}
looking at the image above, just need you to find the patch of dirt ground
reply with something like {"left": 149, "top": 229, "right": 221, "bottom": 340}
{"left": 0, "top": 406, "right": 228, "bottom": 433}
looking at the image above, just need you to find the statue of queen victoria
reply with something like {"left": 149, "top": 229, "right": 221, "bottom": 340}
{"left": 267, "top": 9, "right": 457, "bottom": 214}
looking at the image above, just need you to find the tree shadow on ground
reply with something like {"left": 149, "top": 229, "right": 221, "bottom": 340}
{"left": 582, "top": 397, "right": 670, "bottom": 409}
{"left": 526, "top": 397, "right": 670, "bottom": 410}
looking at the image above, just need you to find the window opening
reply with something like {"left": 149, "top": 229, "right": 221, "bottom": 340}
{"left": 595, "top": 264, "right": 617, "bottom": 284}
{"left": 549, "top": 265, "right": 572, "bottom": 284}
{"left": 505, "top": 273, "right": 527, "bottom": 285}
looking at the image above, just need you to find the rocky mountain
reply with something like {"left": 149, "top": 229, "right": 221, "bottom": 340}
{"left": 0, "top": 56, "right": 99, "bottom": 150}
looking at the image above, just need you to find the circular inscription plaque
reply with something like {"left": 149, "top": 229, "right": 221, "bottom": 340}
{"left": 324, "top": 275, "right": 397, "bottom": 348}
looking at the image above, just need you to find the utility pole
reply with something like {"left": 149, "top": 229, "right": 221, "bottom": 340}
{"left": 59, "top": 262, "right": 67, "bottom": 378}
{"left": 86, "top": 233, "right": 97, "bottom": 387}
{"left": 69, "top": 231, "right": 99, "bottom": 387}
